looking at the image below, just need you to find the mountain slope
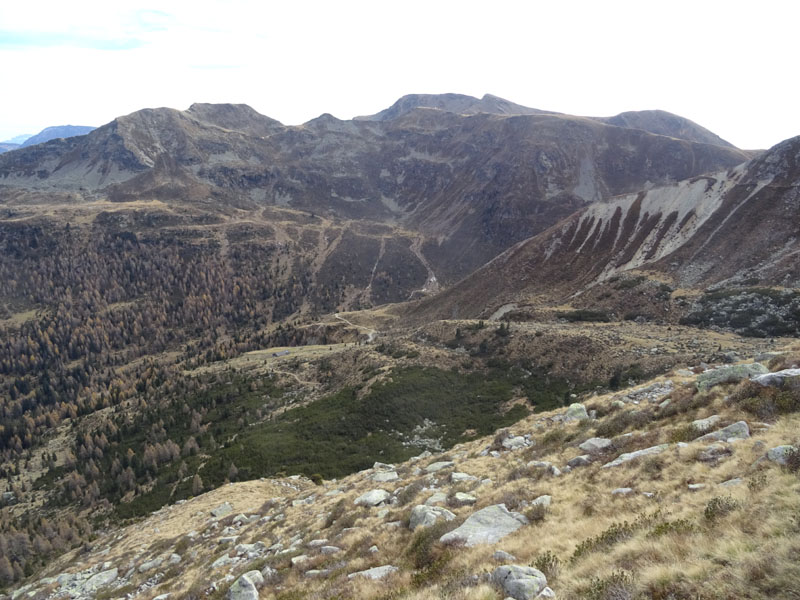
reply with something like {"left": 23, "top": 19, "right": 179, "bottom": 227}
{"left": 410, "top": 134, "right": 800, "bottom": 320}
{"left": 593, "top": 109, "right": 736, "bottom": 148}
{"left": 0, "top": 98, "right": 749, "bottom": 282}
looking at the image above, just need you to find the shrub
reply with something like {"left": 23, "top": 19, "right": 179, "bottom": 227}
{"left": 596, "top": 409, "right": 653, "bottom": 438}
{"left": 405, "top": 519, "right": 456, "bottom": 571}
{"left": 525, "top": 503, "right": 548, "bottom": 524}
{"left": 648, "top": 518, "right": 697, "bottom": 538}
{"left": 704, "top": 496, "right": 739, "bottom": 522}
{"left": 573, "top": 512, "right": 660, "bottom": 560}
{"left": 747, "top": 472, "right": 768, "bottom": 492}
{"left": 583, "top": 570, "right": 635, "bottom": 600}
{"left": 532, "top": 550, "right": 560, "bottom": 581}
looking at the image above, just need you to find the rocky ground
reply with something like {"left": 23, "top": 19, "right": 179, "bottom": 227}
{"left": 7, "top": 346, "right": 800, "bottom": 600}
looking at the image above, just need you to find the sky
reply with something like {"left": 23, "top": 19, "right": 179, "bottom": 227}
{"left": 0, "top": 0, "right": 798, "bottom": 149}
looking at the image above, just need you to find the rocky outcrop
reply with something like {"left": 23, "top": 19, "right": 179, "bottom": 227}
{"left": 354, "top": 489, "right": 391, "bottom": 506}
{"left": 347, "top": 565, "right": 399, "bottom": 580}
{"left": 602, "top": 444, "right": 669, "bottom": 468}
{"left": 408, "top": 505, "right": 456, "bottom": 530}
{"left": 696, "top": 421, "right": 750, "bottom": 443}
{"left": 753, "top": 369, "right": 800, "bottom": 387}
{"left": 227, "top": 570, "right": 263, "bottom": 600}
{"left": 696, "top": 364, "right": 768, "bottom": 392}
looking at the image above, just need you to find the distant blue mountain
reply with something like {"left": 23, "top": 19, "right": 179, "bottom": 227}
{"left": 21, "top": 125, "right": 95, "bottom": 148}
{"left": 1, "top": 134, "right": 32, "bottom": 145}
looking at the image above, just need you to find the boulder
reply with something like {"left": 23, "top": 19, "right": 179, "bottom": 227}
{"left": 425, "top": 461, "right": 455, "bottom": 473}
{"left": 451, "top": 492, "right": 478, "bottom": 506}
{"left": 696, "top": 364, "right": 768, "bottom": 392}
{"left": 494, "top": 550, "right": 517, "bottom": 562}
{"left": 211, "top": 502, "right": 234, "bottom": 518}
{"left": 531, "top": 495, "right": 551, "bottom": 508}
{"left": 320, "top": 546, "right": 341, "bottom": 555}
{"left": 696, "top": 421, "right": 750, "bottom": 443}
{"left": 138, "top": 556, "right": 164, "bottom": 573}
{"left": 451, "top": 472, "right": 478, "bottom": 482}
{"left": 567, "top": 455, "right": 592, "bottom": 468}
{"left": 354, "top": 489, "right": 391, "bottom": 507}
{"left": 752, "top": 368, "right": 800, "bottom": 387}
{"left": 564, "top": 403, "right": 589, "bottom": 421}
{"left": 491, "top": 565, "right": 548, "bottom": 600}
{"left": 691, "top": 415, "right": 721, "bottom": 432}
{"left": 688, "top": 483, "right": 706, "bottom": 491}
{"left": 84, "top": 568, "right": 118, "bottom": 591}
{"left": 372, "top": 471, "right": 400, "bottom": 483}
{"left": 766, "top": 445, "right": 797, "bottom": 466}
{"left": 612, "top": 487, "right": 634, "bottom": 496}
{"left": 439, "top": 504, "right": 528, "bottom": 547}
{"left": 409, "top": 505, "right": 456, "bottom": 530}
{"left": 227, "top": 570, "right": 263, "bottom": 600}
{"left": 502, "top": 436, "right": 528, "bottom": 450}
{"left": 602, "top": 444, "right": 669, "bottom": 468}
{"left": 579, "top": 437, "right": 612, "bottom": 453}
{"left": 425, "top": 492, "right": 448, "bottom": 506}
{"left": 347, "top": 565, "right": 399, "bottom": 580}
{"left": 290, "top": 555, "right": 310, "bottom": 567}
{"left": 697, "top": 443, "right": 731, "bottom": 463}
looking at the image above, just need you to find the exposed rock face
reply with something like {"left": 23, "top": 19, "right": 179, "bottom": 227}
{"left": 491, "top": 564, "right": 549, "bottom": 600}
{"left": 439, "top": 504, "right": 528, "bottom": 547}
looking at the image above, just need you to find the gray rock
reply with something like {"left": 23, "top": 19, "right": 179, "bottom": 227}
{"left": 451, "top": 472, "right": 478, "bottom": 482}
{"left": 502, "top": 436, "right": 528, "bottom": 450}
{"left": 308, "top": 539, "right": 328, "bottom": 548}
{"left": 494, "top": 550, "right": 517, "bottom": 562}
{"left": 138, "top": 556, "right": 164, "bottom": 573}
{"left": 567, "top": 455, "right": 592, "bottom": 468}
{"left": 491, "top": 565, "right": 548, "bottom": 600}
{"left": 752, "top": 368, "right": 800, "bottom": 387}
{"left": 612, "top": 487, "right": 634, "bottom": 496}
{"left": 440, "top": 504, "right": 528, "bottom": 547}
{"left": 527, "top": 461, "right": 553, "bottom": 469}
{"left": 354, "top": 489, "right": 391, "bottom": 506}
{"left": 676, "top": 369, "right": 694, "bottom": 377}
{"left": 372, "top": 471, "right": 400, "bottom": 483}
{"left": 409, "top": 505, "right": 456, "bottom": 530}
{"left": 212, "top": 554, "right": 236, "bottom": 569}
{"left": 579, "top": 437, "right": 612, "bottom": 453}
{"left": 696, "top": 421, "right": 750, "bottom": 443}
{"left": 688, "top": 483, "right": 706, "bottom": 491}
{"left": 691, "top": 415, "right": 721, "bottom": 432}
{"left": 347, "top": 565, "right": 399, "bottom": 580}
{"left": 218, "top": 536, "right": 239, "bottom": 545}
{"left": 211, "top": 502, "right": 234, "bottom": 518}
{"left": 697, "top": 443, "right": 731, "bottom": 463}
{"left": 602, "top": 444, "right": 670, "bottom": 468}
{"left": 320, "top": 546, "right": 341, "bottom": 555}
{"left": 373, "top": 461, "right": 395, "bottom": 471}
{"left": 766, "top": 445, "right": 797, "bottom": 466}
{"left": 564, "top": 403, "right": 589, "bottom": 421}
{"left": 696, "top": 364, "right": 768, "bottom": 392}
{"left": 451, "top": 492, "right": 478, "bottom": 506}
{"left": 720, "top": 478, "right": 744, "bottom": 487}
{"left": 425, "top": 492, "right": 448, "bottom": 505}
{"left": 531, "top": 495, "right": 551, "bottom": 508}
{"left": 84, "top": 568, "right": 118, "bottom": 591}
{"left": 368, "top": 545, "right": 379, "bottom": 554}
{"left": 425, "top": 461, "right": 455, "bottom": 473}
{"left": 291, "top": 555, "right": 311, "bottom": 567}
{"left": 260, "top": 565, "right": 278, "bottom": 581}
{"left": 227, "top": 570, "right": 263, "bottom": 600}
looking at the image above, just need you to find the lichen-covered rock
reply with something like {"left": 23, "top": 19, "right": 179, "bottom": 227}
{"left": 691, "top": 415, "right": 721, "bottom": 432}
{"left": 567, "top": 455, "right": 592, "bottom": 468}
{"left": 766, "top": 445, "right": 797, "bottom": 466}
{"left": 440, "top": 504, "right": 528, "bottom": 547}
{"left": 211, "top": 502, "right": 234, "bottom": 518}
{"left": 696, "top": 364, "right": 768, "bottom": 391}
{"left": 564, "top": 403, "right": 589, "bottom": 421}
{"left": 491, "top": 564, "right": 548, "bottom": 600}
{"left": 425, "top": 461, "right": 455, "bottom": 473}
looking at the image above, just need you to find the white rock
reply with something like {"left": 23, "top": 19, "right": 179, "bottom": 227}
{"left": 347, "top": 565, "right": 399, "bottom": 580}
{"left": 440, "top": 504, "right": 528, "bottom": 547}
{"left": 602, "top": 444, "right": 670, "bottom": 468}
{"left": 354, "top": 489, "right": 391, "bottom": 507}
{"left": 425, "top": 461, "right": 455, "bottom": 473}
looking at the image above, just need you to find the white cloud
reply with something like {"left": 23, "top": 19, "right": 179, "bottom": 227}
{"left": 1, "top": 0, "right": 798, "bottom": 149}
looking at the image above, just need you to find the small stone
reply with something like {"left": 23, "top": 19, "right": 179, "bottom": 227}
{"left": 320, "top": 546, "right": 341, "bottom": 555}
{"left": 354, "top": 489, "right": 391, "bottom": 507}
{"left": 579, "top": 437, "right": 612, "bottom": 453}
{"left": 720, "top": 478, "right": 743, "bottom": 487}
{"left": 425, "top": 492, "right": 448, "bottom": 506}
{"left": 451, "top": 472, "right": 478, "bottom": 482}
{"left": 531, "top": 495, "right": 551, "bottom": 507}
{"left": 494, "top": 550, "right": 517, "bottom": 562}
{"left": 567, "top": 455, "right": 592, "bottom": 468}
{"left": 688, "top": 483, "right": 706, "bottom": 491}
{"left": 409, "top": 505, "right": 456, "bottom": 530}
{"left": 347, "top": 565, "right": 399, "bottom": 580}
{"left": 451, "top": 492, "right": 477, "bottom": 506}
{"left": 612, "top": 487, "right": 634, "bottom": 496}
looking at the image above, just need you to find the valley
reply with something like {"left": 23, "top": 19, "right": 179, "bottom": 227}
{"left": 0, "top": 93, "right": 798, "bottom": 599}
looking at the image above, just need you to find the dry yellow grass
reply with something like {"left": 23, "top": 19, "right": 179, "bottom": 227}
{"left": 20, "top": 363, "right": 800, "bottom": 600}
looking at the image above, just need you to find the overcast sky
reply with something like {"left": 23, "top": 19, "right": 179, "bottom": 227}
{"left": 1, "top": 0, "right": 797, "bottom": 149}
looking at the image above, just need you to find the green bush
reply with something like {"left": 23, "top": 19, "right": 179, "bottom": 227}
{"left": 704, "top": 496, "right": 739, "bottom": 522}
{"left": 532, "top": 550, "right": 560, "bottom": 581}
